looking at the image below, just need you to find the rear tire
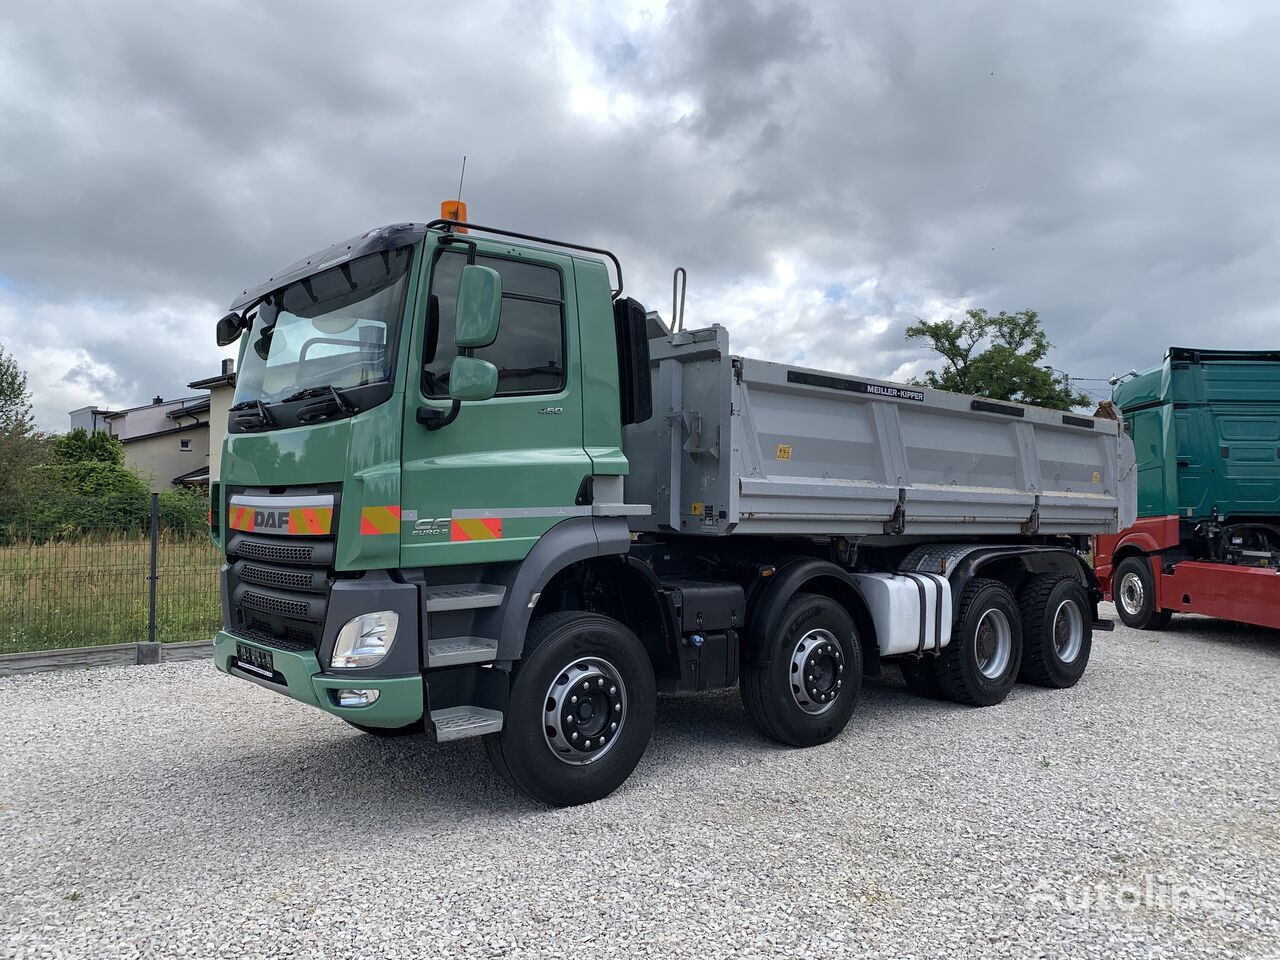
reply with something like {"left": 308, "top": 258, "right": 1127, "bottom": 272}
{"left": 900, "top": 657, "right": 944, "bottom": 699}
{"left": 740, "top": 593, "right": 863, "bottom": 747}
{"left": 936, "top": 578, "right": 1022, "bottom": 707}
{"left": 1114, "top": 556, "right": 1172, "bottom": 630}
{"left": 1017, "top": 575, "right": 1092, "bottom": 688}
{"left": 484, "top": 611, "right": 656, "bottom": 807}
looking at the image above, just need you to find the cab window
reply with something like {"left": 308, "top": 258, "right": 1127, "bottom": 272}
{"left": 423, "top": 251, "right": 566, "bottom": 397}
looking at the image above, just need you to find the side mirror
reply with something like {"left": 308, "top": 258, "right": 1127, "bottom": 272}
{"left": 449, "top": 356, "right": 498, "bottom": 402}
{"left": 455, "top": 264, "right": 502, "bottom": 348}
{"left": 216, "top": 311, "right": 246, "bottom": 346}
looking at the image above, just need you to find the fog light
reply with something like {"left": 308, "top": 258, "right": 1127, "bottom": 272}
{"left": 331, "top": 611, "right": 399, "bottom": 668}
{"left": 335, "top": 688, "right": 381, "bottom": 708}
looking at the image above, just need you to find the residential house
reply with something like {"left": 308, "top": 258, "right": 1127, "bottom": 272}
{"left": 68, "top": 359, "right": 237, "bottom": 493}
{"left": 186, "top": 360, "right": 237, "bottom": 482}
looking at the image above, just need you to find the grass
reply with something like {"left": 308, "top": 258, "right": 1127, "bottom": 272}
{"left": 0, "top": 534, "right": 222, "bottom": 655}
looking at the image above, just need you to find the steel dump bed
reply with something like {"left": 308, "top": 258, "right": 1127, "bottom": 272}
{"left": 623, "top": 326, "right": 1136, "bottom": 538}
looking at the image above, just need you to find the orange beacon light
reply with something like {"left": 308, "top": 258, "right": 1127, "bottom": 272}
{"left": 440, "top": 199, "right": 467, "bottom": 231}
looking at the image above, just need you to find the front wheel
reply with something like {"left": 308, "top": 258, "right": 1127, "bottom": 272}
{"left": 484, "top": 611, "right": 656, "bottom": 807}
{"left": 740, "top": 593, "right": 863, "bottom": 747}
{"left": 1114, "top": 556, "right": 1172, "bottom": 630}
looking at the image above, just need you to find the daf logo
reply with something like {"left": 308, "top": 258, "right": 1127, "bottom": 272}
{"left": 411, "top": 518, "right": 450, "bottom": 537}
{"left": 538, "top": 406, "right": 564, "bottom": 415}
{"left": 254, "top": 510, "right": 291, "bottom": 529}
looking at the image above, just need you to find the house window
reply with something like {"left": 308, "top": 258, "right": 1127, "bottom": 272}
{"left": 179, "top": 439, "right": 192, "bottom": 451}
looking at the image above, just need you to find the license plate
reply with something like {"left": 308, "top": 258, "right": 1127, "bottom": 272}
{"left": 235, "top": 643, "right": 275, "bottom": 678}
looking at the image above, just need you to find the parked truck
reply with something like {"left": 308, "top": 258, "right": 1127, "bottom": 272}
{"left": 210, "top": 213, "right": 1136, "bottom": 805}
{"left": 1095, "top": 347, "right": 1280, "bottom": 631}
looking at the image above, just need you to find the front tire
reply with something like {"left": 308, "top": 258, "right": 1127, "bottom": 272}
{"left": 484, "top": 611, "right": 656, "bottom": 807}
{"left": 936, "top": 578, "right": 1022, "bottom": 707}
{"left": 1114, "top": 556, "right": 1172, "bottom": 630}
{"left": 740, "top": 593, "right": 863, "bottom": 747}
{"left": 344, "top": 719, "right": 424, "bottom": 738}
{"left": 1018, "top": 575, "right": 1092, "bottom": 688}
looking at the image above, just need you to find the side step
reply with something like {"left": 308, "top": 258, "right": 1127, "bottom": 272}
{"left": 428, "top": 636, "right": 498, "bottom": 667}
{"left": 430, "top": 706, "right": 504, "bottom": 742}
{"left": 424, "top": 584, "right": 506, "bottom": 612}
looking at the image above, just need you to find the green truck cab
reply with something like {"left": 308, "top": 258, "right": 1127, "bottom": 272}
{"left": 212, "top": 221, "right": 655, "bottom": 803}
{"left": 1097, "top": 347, "right": 1280, "bottom": 631}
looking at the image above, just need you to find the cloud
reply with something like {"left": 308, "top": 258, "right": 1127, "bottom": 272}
{"left": 1, "top": 0, "right": 1278, "bottom": 428}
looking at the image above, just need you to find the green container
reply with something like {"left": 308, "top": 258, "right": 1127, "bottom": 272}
{"left": 1114, "top": 348, "right": 1280, "bottom": 522}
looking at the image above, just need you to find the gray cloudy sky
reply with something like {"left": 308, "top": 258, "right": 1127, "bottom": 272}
{"left": 2, "top": 0, "right": 1278, "bottom": 427}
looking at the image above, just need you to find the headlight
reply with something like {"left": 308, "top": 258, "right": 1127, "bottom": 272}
{"left": 331, "top": 611, "right": 399, "bottom": 668}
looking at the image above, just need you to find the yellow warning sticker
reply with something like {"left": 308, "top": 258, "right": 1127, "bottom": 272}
{"left": 776, "top": 444, "right": 793, "bottom": 461}
{"left": 690, "top": 502, "right": 704, "bottom": 517}
{"left": 1091, "top": 471, "right": 1101, "bottom": 484}
{"left": 360, "top": 505, "right": 401, "bottom": 535}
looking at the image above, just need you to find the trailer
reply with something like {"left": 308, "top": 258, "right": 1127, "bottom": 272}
{"left": 209, "top": 213, "right": 1136, "bottom": 805}
{"left": 1096, "top": 348, "right": 1280, "bottom": 631}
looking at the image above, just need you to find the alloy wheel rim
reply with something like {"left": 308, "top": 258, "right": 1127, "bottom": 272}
{"left": 789, "top": 627, "right": 845, "bottom": 715}
{"left": 1052, "top": 598, "right": 1085, "bottom": 663}
{"left": 543, "top": 657, "right": 627, "bottom": 766}
{"left": 1119, "top": 572, "right": 1144, "bottom": 617}
{"left": 974, "top": 609, "right": 1012, "bottom": 679}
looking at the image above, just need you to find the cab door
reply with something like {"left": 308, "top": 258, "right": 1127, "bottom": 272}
{"left": 400, "top": 241, "right": 591, "bottom": 568}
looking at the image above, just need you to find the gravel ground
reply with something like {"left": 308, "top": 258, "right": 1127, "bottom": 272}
{"left": 2, "top": 603, "right": 1278, "bottom": 960}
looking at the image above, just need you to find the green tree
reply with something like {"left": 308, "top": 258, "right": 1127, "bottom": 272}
{"left": 0, "top": 343, "right": 45, "bottom": 500}
{"left": 905, "top": 309, "right": 1090, "bottom": 410}
{"left": 53, "top": 426, "right": 125, "bottom": 465}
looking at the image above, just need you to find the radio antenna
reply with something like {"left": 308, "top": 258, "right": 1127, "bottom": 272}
{"left": 456, "top": 155, "right": 468, "bottom": 204}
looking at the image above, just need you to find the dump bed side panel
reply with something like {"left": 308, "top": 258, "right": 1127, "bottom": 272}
{"left": 624, "top": 328, "right": 1132, "bottom": 538}
{"left": 733, "top": 357, "right": 1128, "bottom": 537}
{"left": 623, "top": 327, "right": 736, "bottom": 535}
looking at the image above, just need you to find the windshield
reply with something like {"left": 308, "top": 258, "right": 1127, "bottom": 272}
{"left": 233, "top": 245, "right": 413, "bottom": 407}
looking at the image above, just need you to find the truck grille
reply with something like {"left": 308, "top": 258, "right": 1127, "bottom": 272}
{"left": 235, "top": 539, "right": 316, "bottom": 564}
{"left": 239, "top": 589, "right": 312, "bottom": 619}
{"left": 224, "top": 495, "right": 337, "bottom": 650}
{"left": 236, "top": 562, "right": 322, "bottom": 593}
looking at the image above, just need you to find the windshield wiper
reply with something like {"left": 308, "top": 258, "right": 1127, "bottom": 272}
{"left": 228, "top": 399, "right": 275, "bottom": 429}
{"left": 283, "top": 385, "right": 356, "bottom": 423}
{"left": 282, "top": 385, "right": 355, "bottom": 413}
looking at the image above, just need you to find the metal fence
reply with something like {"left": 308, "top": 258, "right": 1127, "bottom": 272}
{"left": 0, "top": 492, "right": 220, "bottom": 655}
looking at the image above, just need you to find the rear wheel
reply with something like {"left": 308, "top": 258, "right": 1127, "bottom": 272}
{"left": 1114, "top": 556, "right": 1172, "bottom": 630}
{"left": 740, "top": 593, "right": 863, "bottom": 746}
{"left": 1018, "top": 575, "right": 1092, "bottom": 688}
{"left": 900, "top": 657, "right": 943, "bottom": 699}
{"left": 484, "top": 611, "right": 656, "bottom": 807}
{"left": 936, "top": 578, "right": 1022, "bottom": 707}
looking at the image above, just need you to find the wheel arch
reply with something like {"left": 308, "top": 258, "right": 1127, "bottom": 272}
{"left": 1109, "top": 542, "right": 1150, "bottom": 570}
{"left": 947, "top": 545, "right": 1105, "bottom": 627}
{"left": 745, "top": 558, "right": 879, "bottom": 675}
{"left": 949, "top": 546, "right": 1101, "bottom": 617}
{"left": 525, "top": 552, "right": 680, "bottom": 679}
{"left": 495, "top": 517, "right": 635, "bottom": 661}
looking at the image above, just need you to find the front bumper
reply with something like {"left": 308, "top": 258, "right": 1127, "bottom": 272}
{"left": 213, "top": 630, "right": 424, "bottom": 728}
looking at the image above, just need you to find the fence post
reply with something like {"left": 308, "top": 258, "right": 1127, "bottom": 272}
{"left": 137, "top": 492, "right": 162, "bottom": 665}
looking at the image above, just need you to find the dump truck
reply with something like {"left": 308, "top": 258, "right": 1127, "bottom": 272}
{"left": 1096, "top": 347, "right": 1280, "bottom": 631}
{"left": 210, "top": 213, "right": 1136, "bottom": 805}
